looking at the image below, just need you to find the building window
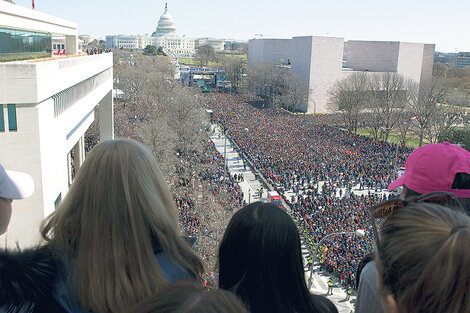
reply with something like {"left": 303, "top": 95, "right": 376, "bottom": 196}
{"left": 0, "top": 105, "right": 4, "bottom": 132}
{"left": 54, "top": 193, "right": 62, "bottom": 208}
{"left": 0, "top": 27, "right": 51, "bottom": 62}
{"left": 7, "top": 104, "right": 16, "bottom": 131}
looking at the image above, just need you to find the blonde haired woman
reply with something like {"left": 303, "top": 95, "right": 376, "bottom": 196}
{"left": 371, "top": 196, "right": 470, "bottom": 313}
{"left": 41, "top": 139, "right": 205, "bottom": 313}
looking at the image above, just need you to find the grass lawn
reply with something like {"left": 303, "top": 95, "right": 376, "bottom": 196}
{"left": 228, "top": 54, "right": 248, "bottom": 61}
{"left": 178, "top": 54, "right": 248, "bottom": 67}
{"left": 178, "top": 58, "right": 195, "bottom": 65}
{"left": 355, "top": 129, "right": 425, "bottom": 149}
{"left": 178, "top": 58, "right": 220, "bottom": 67}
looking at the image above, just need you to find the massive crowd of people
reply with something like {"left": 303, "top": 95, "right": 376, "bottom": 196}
{"left": 83, "top": 100, "right": 246, "bottom": 285}
{"left": 83, "top": 92, "right": 455, "bottom": 290}
{"left": 3, "top": 90, "right": 470, "bottom": 312}
{"left": 171, "top": 139, "right": 245, "bottom": 284}
{"left": 202, "top": 93, "right": 413, "bottom": 288}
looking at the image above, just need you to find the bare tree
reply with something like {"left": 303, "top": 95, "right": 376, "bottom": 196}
{"left": 446, "top": 89, "right": 470, "bottom": 107}
{"left": 395, "top": 111, "right": 414, "bottom": 147}
{"left": 281, "top": 72, "right": 309, "bottom": 112}
{"left": 421, "top": 104, "right": 460, "bottom": 144}
{"left": 113, "top": 52, "right": 204, "bottom": 167}
{"left": 247, "top": 63, "right": 309, "bottom": 111}
{"left": 195, "top": 45, "right": 215, "bottom": 68}
{"left": 409, "top": 78, "right": 449, "bottom": 146}
{"left": 217, "top": 55, "right": 245, "bottom": 89}
{"left": 369, "top": 73, "right": 415, "bottom": 142}
{"left": 327, "top": 72, "right": 370, "bottom": 132}
{"left": 246, "top": 63, "right": 280, "bottom": 102}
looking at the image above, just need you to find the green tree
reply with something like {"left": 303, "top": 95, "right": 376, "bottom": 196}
{"left": 157, "top": 46, "right": 166, "bottom": 56}
{"left": 143, "top": 45, "right": 158, "bottom": 56}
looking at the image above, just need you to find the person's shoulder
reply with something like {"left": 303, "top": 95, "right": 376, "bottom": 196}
{"left": 356, "top": 252, "right": 375, "bottom": 288}
{"left": 0, "top": 245, "right": 65, "bottom": 312}
{"left": 360, "top": 260, "right": 377, "bottom": 282}
{"left": 155, "top": 250, "right": 194, "bottom": 282}
{"left": 310, "top": 294, "right": 339, "bottom": 313}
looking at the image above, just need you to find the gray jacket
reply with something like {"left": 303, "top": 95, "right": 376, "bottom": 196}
{"left": 355, "top": 261, "right": 383, "bottom": 313}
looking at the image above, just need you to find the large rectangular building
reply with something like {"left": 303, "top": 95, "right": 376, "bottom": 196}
{"left": 0, "top": 1, "right": 114, "bottom": 248}
{"left": 248, "top": 37, "right": 435, "bottom": 113}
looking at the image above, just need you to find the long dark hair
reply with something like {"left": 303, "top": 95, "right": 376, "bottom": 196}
{"left": 218, "top": 202, "right": 335, "bottom": 313}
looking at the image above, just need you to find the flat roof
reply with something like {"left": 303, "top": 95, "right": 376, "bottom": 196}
{"left": 0, "top": 1, "right": 77, "bottom": 36}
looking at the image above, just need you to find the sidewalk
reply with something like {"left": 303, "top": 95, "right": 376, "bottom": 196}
{"left": 210, "top": 125, "right": 355, "bottom": 313}
{"left": 301, "top": 240, "right": 356, "bottom": 313}
{"left": 210, "top": 126, "right": 268, "bottom": 203}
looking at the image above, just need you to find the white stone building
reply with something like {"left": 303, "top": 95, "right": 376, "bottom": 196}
{"left": 248, "top": 36, "right": 435, "bottom": 113}
{"left": 106, "top": 3, "right": 225, "bottom": 58}
{"left": 0, "top": 1, "right": 114, "bottom": 248}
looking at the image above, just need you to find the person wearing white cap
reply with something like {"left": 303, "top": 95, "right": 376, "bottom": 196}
{"left": 0, "top": 164, "right": 35, "bottom": 235}
{"left": 0, "top": 165, "right": 62, "bottom": 313}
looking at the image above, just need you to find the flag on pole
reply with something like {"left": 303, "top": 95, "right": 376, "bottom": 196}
{"left": 32, "top": 0, "right": 35, "bottom": 9}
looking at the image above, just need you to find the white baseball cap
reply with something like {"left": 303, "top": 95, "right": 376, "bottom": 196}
{"left": 0, "top": 164, "right": 35, "bottom": 199}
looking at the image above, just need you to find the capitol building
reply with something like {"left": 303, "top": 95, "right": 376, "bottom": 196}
{"left": 106, "top": 3, "right": 224, "bottom": 58}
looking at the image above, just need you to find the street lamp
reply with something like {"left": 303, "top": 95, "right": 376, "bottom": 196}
{"left": 307, "top": 229, "right": 365, "bottom": 289}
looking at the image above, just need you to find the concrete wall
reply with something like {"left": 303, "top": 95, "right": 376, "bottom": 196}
{"left": 420, "top": 44, "right": 436, "bottom": 86}
{"left": 396, "top": 42, "right": 426, "bottom": 84}
{"left": 248, "top": 39, "right": 291, "bottom": 66}
{"left": 0, "top": 54, "right": 113, "bottom": 248}
{"left": 0, "top": 53, "right": 113, "bottom": 104}
{"left": 290, "top": 37, "right": 313, "bottom": 112}
{"left": 346, "top": 41, "right": 400, "bottom": 72}
{"left": 308, "top": 36, "right": 344, "bottom": 113}
{"left": 262, "top": 39, "right": 292, "bottom": 65}
{"left": 0, "top": 103, "right": 44, "bottom": 246}
{"left": 248, "top": 39, "right": 263, "bottom": 65}
{"left": 247, "top": 36, "right": 435, "bottom": 113}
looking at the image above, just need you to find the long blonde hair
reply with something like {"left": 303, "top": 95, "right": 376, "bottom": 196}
{"left": 377, "top": 202, "right": 470, "bottom": 313}
{"left": 41, "top": 139, "right": 204, "bottom": 313}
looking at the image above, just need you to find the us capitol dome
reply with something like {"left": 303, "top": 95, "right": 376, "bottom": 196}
{"left": 152, "top": 3, "right": 176, "bottom": 37}
{"left": 106, "top": 2, "right": 224, "bottom": 58}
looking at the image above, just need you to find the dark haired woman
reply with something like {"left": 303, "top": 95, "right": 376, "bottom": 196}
{"left": 218, "top": 202, "right": 338, "bottom": 313}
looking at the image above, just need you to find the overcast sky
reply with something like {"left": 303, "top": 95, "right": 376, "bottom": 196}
{"left": 13, "top": 0, "right": 470, "bottom": 52}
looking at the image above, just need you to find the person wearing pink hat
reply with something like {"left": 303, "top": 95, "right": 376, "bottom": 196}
{"left": 355, "top": 142, "right": 470, "bottom": 313}
{"left": 0, "top": 164, "right": 35, "bottom": 235}
{"left": 388, "top": 142, "right": 470, "bottom": 207}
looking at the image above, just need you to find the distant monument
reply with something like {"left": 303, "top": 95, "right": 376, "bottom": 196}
{"left": 152, "top": 3, "right": 176, "bottom": 37}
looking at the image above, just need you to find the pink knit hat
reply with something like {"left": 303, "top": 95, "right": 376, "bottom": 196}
{"left": 388, "top": 142, "right": 470, "bottom": 198}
